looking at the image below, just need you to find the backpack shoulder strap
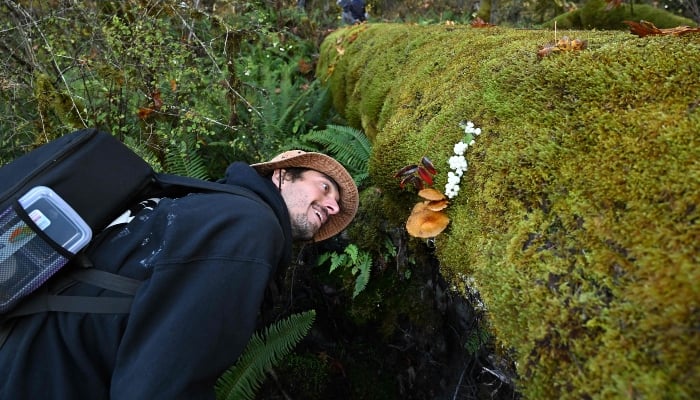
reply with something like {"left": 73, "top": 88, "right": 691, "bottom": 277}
{"left": 3, "top": 266, "right": 141, "bottom": 319}
{"left": 0, "top": 264, "right": 140, "bottom": 349}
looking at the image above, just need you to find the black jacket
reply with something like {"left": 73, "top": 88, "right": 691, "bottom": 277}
{"left": 0, "top": 162, "right": 292, "bottom": 399}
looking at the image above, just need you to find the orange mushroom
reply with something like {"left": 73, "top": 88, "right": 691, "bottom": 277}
{"left": 418, "top": 188, "right": 446, "bottom": 201}
{"left": 406, "top": 201, "right": 450, "bottom": 238}
{"left": 426, "top": 199, "right": 449, "bottom": 211}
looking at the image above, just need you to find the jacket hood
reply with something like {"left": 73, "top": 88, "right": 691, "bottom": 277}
{"left": 219, "top": 162, "right": 292, "bottom": 264}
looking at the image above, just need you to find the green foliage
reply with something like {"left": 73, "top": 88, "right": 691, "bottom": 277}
{"left": 318, "top": 244, "right": 373, "bottom": 298}
{"left": 319, "top": 23, "right": 700, "bottom": 399}
{"left": 0, "top": 0, "right": 331, "bottom": 174}
{"left": 215, "top": 310, "right": 316, "bottom": 400}
{"left": 464, "top": 325, "right": 492, "bottom": 356}
{"left": 164, "top": 132, "right": 210, "bottom": 180}
{"left": 296, "top": 124, "right": 371, "bottom": 186}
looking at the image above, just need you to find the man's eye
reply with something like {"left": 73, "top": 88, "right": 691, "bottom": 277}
{"left": 322, "top": 183, "right": 329, "bottom": 192}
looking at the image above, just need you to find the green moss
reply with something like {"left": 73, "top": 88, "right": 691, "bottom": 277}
{"left": 277, "top": 353, "right": 331, "bottom": 399}
{"left": 542, "top": 0, "right": 698, "bottom": 30}
{"left": 318, "top": 22, "right": 700, "bottom": 399}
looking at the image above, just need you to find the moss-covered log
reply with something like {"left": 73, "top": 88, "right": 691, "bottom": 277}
{"left": 318, "top": 23, "right": 699, "bottom": 399}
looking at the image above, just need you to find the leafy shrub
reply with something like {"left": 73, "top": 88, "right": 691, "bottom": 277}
{"left": 0, "top": 1, "right": 328, "bottom": 173}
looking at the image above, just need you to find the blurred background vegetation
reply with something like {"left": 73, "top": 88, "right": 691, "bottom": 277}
{"left": 1, "top": 0, "right": 697, "bottom": 172}
{"left": 1, "top": 1, "right": 697, "bottom": 399}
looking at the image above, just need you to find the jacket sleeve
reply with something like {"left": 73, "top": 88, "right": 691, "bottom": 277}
{"left": 109, "top": 193, "right": 285, "bottom": 400}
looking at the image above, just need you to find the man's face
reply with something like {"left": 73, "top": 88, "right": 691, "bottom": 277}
{"left": 274, "top": 169, "right": 341, "bottom": 240}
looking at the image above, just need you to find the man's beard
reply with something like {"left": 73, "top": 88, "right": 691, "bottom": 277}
{"left": 290, "top": 213, "right": 315, "bottom": 241}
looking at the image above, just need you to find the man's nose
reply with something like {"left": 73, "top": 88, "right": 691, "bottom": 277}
{"left": 323, "top": 197, "right": 340, "bottom": 215}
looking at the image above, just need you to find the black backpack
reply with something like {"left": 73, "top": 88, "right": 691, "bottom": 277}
{"left": 0, "top": 128, "right": 262, "bottom": 320}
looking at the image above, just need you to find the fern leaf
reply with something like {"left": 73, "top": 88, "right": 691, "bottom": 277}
{"left": 352, "top": 252, "right": 372, "bottom": 298}
{"left": 165, "top": 139, "right": 210, "bottom": 180}
{"left": 345, "top": 243, "right": 359, "bottom": 264}
{"left": 329, "top": 252, "right": 348, "bottom": 274}
{"left": 298, "top": 125, "right": 371, "bottom": 186}
{"left": 215, "top": 310, "right": 316, "bottom": 400}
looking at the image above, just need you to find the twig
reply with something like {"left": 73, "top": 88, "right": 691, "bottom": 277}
{"left": 166, "top": 3, "right": 262, "bottom": 118}
{"left": 266, "top": 367, "right": 294, "bottom": 400}
{"left": 6, "top": 0, "right": 88, "bottom": 127}
{"left": 452, "top": 362, "right": 468, "bottom": 400}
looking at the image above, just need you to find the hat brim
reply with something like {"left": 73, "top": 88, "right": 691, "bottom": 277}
{"left": 252, "top": 151, "right": 359, "bottom": 242}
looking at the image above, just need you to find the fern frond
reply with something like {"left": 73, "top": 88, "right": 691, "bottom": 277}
{"left": 329, "top": 252, "right": 348, "bottom": 274}
{"left": 297, "top": 125, "right": 371, "bottom": 186}
{"left": 215, "top": 310, "right": 316, "bottom": 400}
{"left": 352, "top": 251, "right": 372, "bottom": 298}
{"left": 345, "top": 243, "right": 359, "bottom": 263}
{"left": 164, "top": 138, "right": 210, "bottom": 180}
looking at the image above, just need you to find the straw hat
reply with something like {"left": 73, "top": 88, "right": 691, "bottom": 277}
{"left": 251, "top": 150, "right": 359, "bottom": 242}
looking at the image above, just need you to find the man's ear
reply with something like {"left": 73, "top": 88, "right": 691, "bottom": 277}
{"left": 270, "top": 168, "right": 286, "bottom": 185}
{"left": 272, "top": 168, "right": 286, "bottom": 178}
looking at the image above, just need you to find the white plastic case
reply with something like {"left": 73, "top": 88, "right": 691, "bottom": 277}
{"left": 0, "top": 186, "right": 93, "bottom": 312}
{"left": 18, "top": 186, "right": 92, "bottom": 253}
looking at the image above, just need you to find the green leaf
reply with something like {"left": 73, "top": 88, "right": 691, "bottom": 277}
{"left": 215, "top": 310, "right": 316, "bottom": 400}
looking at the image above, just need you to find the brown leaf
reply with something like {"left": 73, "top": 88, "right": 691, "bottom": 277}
{"left": 571, "top": 38, "right": 587, "bottom": 51}
{"left": 298, "top": 58, "right": 313, "bottom": 74}
{"left": 623, "top": 20, "right": 700, "bottom": 37}
{"left": 537, "top": 36, "right": 587, "bottom": 58}
{"left": 537, "top": 45, "right": 557, "bottom": 59}
{"left": 137, "top": 107, "right": 153, "bottom": 120}
{"left": 394, "top": 164, "right": 419, "bottom": 178}
{"left": 420, "top": 156, "right": 437, "bottom": 175}
{"left": 152, "top": 89, "right": 162, "bottom": 110}
{"left": 470, "top": 17, "right": 495, "bottom": 28}
{"left": 400, "top": 175, "right": 423, "bottom": 191}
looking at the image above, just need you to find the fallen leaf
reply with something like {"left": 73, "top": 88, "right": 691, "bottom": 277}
{"left": 471, "top": 17, "right": 495, "bottom": 28}
{"left": 623, "top": 20, "right": 700, "bottom": 37}
{"left": 537, "top": 36, "right": 587, "bottom": 58}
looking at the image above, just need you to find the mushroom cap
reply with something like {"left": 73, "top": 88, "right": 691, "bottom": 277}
{"left": 406, "top": 201, "right": 450, "bottom": 238}
{"left": 426, "top": 199, "right": 449, "bottom": 211}
{"left": 418, "top": 188, "right": 446, "bottom": 201}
